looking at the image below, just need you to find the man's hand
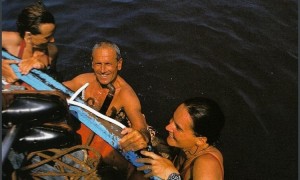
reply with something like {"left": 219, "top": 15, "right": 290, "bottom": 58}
{"left": 2, "top": 59, "right": 19, "bottom": 83}
{"left": 19, "top": 51, "right": 47, "bottom": 74}
{"left": 119, "top": 128, "right": 148, "bottom": 152}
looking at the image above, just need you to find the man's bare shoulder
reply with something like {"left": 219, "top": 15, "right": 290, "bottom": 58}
{"left": 75, "top": 73, "right": 96, "bottom": 81}
{"left": 116, "top": 76, "right": 139, "bottom": 101}
{"left": 63, "top": 73, "right": 96, "bottom": 91}
{"left": 117, "top": 76, "right": 135, "bottom": 92}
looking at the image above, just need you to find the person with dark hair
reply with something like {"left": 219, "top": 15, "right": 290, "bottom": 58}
{"left": 136, "top": 97, "right": 225, "bottom": 180}
{"left": 2, "top": 1, "right": 57, "bottom": 84}
{"left": 63, "top": 41, "right": 152, "bottom": 179}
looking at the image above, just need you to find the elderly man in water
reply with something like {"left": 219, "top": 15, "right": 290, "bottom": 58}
{"left": 63, "top": 41, "right": 151, "bottom": 179}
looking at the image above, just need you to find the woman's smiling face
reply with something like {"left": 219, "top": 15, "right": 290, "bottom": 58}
{"left": 165, "top": 104, "right": 198, "bottom": 149}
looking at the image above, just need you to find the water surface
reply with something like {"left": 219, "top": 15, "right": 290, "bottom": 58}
{"left": 2, "top": 0, "right": 298, "bottom": 179}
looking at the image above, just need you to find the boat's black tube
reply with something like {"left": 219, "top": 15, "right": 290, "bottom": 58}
{"left": 13, "top": 125, "right": 81, "bottom": 152}
{"left": 2, "top": 94, "right": 68, "bottom": 127}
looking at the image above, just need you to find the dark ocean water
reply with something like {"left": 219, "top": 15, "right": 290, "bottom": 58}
{"left": 2, "top": 0, "right": 298, "bottom": 179}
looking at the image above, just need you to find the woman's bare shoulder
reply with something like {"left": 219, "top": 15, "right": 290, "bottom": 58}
{"left": 2, "top": 31, "right": 22, "bottom": 46}
{"left": 193, "top": 148, "right": 223, "bottom": 175}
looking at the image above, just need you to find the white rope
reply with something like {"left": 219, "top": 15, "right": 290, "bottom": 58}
{"left": 69, "top": 83, "right": 89, "bottom": 102}
{"left": 67, "top": 83, "right": 126, "bottom": 129}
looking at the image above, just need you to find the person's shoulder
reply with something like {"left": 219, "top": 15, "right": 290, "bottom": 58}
{"left": 117, "top": 75, "right": 132, "bottom": 87}
{"left": 66, "top": 72, "right": 95, "bottom": 83}
{"left": 117, "top": 76, "right": 136, "bottom": 94}
{"left": 2, "top": 31, "right": 20, "bottom": 39}
{"left": 63, "top": 73, "right": 95, "bottom": 90}
{"left": 2, "top": 31, "right": 22, "bottom": 46}
{"left": 194, "top": 148, "right": 223, "bottom": 168}
{"left": 75, "top": 73, "right": 96, "bottom": 80}
{"left": 193, "top": 149, "right": 223, "bottom": 179}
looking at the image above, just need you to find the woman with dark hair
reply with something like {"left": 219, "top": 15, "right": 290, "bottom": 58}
{"left": 2, "top": 1, "right": 57, "bottom": 84}
{"left": 136, "top": 97, "right": 225, "bottom": 180}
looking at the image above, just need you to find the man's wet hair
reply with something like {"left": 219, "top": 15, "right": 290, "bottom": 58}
{"left": 17, "top": 1, "right": 55, "bottom": 38}
{"left": 92, "top": 41, "right": 122, "bottom": 61}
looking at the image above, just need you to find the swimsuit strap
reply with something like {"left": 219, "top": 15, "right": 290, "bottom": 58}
{"left": 199, "top": 152, "right": 224, "bottom": 178}
{"left": 99, "top": 84, "right": 115, "bottom": 114}
{"left": 18, "top": 40, "right": 26, "bottom": 58}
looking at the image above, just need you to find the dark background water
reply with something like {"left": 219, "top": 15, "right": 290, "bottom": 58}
{"left": 2, "top": 0, "right": 298, "bottom": 179}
